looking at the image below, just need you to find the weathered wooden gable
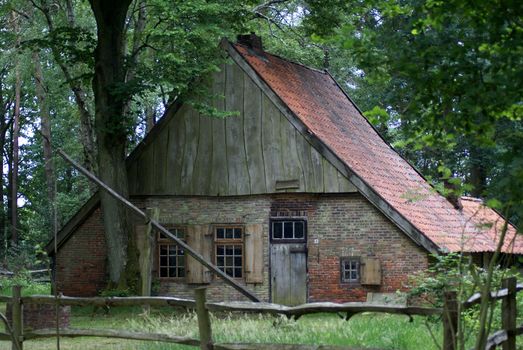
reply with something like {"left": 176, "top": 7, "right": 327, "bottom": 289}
{"left": 128, "top": 59, "right": 357, "bottom": 196}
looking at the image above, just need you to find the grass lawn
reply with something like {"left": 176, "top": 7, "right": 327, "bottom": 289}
{"left": 0, "top": 304, "right": 445, "bottom": 350}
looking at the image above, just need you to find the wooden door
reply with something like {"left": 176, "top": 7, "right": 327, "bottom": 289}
{"left": 270, "top": 243, "right": 307, "bottom": 305}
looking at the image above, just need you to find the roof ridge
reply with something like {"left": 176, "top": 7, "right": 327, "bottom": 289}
{"left": 233, "top": 43, "right": 328, "bottom": 75}
{"left": 461, "top": 196, "right": 483, "bottom": 202}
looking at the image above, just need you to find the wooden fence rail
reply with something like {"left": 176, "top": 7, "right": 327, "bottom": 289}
{"left": 0, "top": 277, "right": 521, "bottom": 350}
{"left": 463, "top": 282, "right": 523, "bottom": 309}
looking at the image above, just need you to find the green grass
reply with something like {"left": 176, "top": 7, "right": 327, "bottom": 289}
{"left": 0, "top": 282, "right": 51, "bottom": 297}
{"left": 0, "top": 305, "right": 445, "bottom": 350}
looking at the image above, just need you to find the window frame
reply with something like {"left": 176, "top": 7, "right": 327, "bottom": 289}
{"left": 213, "top": 225, "right": 245, "bottom": 279}
{"left": 269, "top": 219, "right": 307, "bottom": 243}
{"left": 157, "top": 226, "right": 186, "bottom": 280}
{"left": 340, "top": 256, "right": 360, "bottom": 284}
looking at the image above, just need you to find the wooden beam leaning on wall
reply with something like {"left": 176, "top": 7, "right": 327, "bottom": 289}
{"left": 55, "top": 147, "right": 261, "bottom": 302}
{"left": 135, "top": 208, "right": 158, "bottom": 298}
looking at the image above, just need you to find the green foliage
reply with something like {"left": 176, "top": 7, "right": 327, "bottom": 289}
{"left": 408, "top": 253, "right": 517, "bottom": 307}
{"left": 295, "top": 0, "right": 523, "bottom": 221}
{"left": 406, "top": 252, "right": 520, "bottom": 346}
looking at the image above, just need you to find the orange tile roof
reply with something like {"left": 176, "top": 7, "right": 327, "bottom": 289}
{"left": 461, "top": 197, "right": 522, "bottom": 254}
{"left": 233, "top": 43, "right": 523, "bottom": 254}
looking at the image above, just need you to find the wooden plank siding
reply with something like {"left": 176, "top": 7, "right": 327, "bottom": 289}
{"left": 129, "top": 61, "right": 357, "bottom": 196}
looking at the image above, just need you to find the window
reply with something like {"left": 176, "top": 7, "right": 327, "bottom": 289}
{"left": 270, "top": 219, "right": 306, "bottom": 242}
{"left": 215, "top": 226, "right": 243, "bottom": 278}
{"left": 341, "top": 257, "right": 360, "bottom": 283}
{"left": 158, "top": 228, "right": 185, "bottom": 279}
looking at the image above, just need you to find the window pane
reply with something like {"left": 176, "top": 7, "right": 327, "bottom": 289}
{"left": 217, "top": 246, "right": 224, "bottom": 256}
{"left": 179, "top": 257, "right": 185, "bottom": 267}
{"left": 169, "top": 268, "right": 176, "bottom": 277}
{"left": 344, "top": 271, "right": 350, "bottom": 280}
{"left": 160, "top": 256, "right": 167, "bottom": 266}
{"left": 294, "top": 222, "right": 304, "bottom": 238}
{"left": 217, "top": 256, "right": 224, "bottom": 267}
{"left": 160, "top": 245, "right": 167, "bottom": 255}
{"left": 350, "top": 271, "right": 357, "bottom": 280}
{"left": 217, "top": 228, "right": 224, "bottom": 239}
{"left": 284, "top": 222, "right": 293, "bottom": 238}
{"left": 169, "top": 256, "right": 177, "bottom": 267}
{"left": 179, "top": 269, "right": 185, "bottom": 278}
{"left": 234, "top": 246, "right": 242, "bottom": 255}
{"left": 225, "top": 268, "right": 233, "bottom": 277}
{"left": 225, "top": 228, "right": 233, "bottom": 239}
{"left": 226, "top": 246, "right": 233, "bottom": 255}
{"left": 273, "top": 222, "right": 282, "bottom": 239}
{"left": 226, "top": 257, "right": 233, "bottom": 267}
{"left": 234, "top": 228, "right": 242, "bottom": 239}
{"left": 168, "top": 245, "right": 176, "bottom": 255}
{"left": 234, "top": 256, "right": 242, "bottom": 266}
{"left": 235, "top": 268, "right": 242, "bottom": 278}
{"left": 160, "top": 268, "right": 168, "bottom": 277}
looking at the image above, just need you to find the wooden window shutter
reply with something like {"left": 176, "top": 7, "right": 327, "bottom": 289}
{"left": 186, "top": 225, "right": 212, "bottom": 284}
{"left": 360, "top": 258, "right": 381, "bottom": 285}
{"left": 244, "top": 224, "right": 264, "bottom": 284}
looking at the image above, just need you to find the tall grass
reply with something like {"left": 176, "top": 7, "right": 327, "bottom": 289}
{"left": 0, "top": 302, "right": 450, "bottom": 350}
{"left": 124, "top": 311, "right": 443, "bottom": 350}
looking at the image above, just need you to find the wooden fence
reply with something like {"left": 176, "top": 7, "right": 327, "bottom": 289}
{"left": 0, "top": 278, "right": 521, "bottom": 350}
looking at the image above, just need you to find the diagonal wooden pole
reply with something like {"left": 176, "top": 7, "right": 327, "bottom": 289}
{"left": 54, "top": 147, "right": 260, "bottom": 302}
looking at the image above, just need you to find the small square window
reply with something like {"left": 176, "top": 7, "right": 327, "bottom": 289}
{"left": 340, "top": 257, "right": 360, "bottom": 283}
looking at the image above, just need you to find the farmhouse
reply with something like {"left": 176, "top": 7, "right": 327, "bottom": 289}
{"left": 46, "top": 34, "right": 523, "bottom": 305}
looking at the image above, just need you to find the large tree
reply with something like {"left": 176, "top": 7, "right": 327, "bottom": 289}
{"left": 83, "top": 0, "right": 252, "bottom": 288}
{"left": 87, "top": 0, "right": 134, "bottom": 288}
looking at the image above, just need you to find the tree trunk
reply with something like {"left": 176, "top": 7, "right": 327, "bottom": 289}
{"left": 33, "top": 50, "right": 56, "bottom": 227}
{"left": 0, "top": 68, "right": 11, "bottom": 259}
{"left": 145, "top": 104, "right": 155, "bottom": 134}
{"left": 88, "top": 0, "right": 134, "bottom": 288}
{"left": 10, "top": 11, "right": 21, "bottom": 245}
{"left": 468, "top": 145, "right": 487, "bottom": 198}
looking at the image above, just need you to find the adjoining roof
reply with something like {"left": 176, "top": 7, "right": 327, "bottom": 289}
{"left": 461, "top": 197, "right": 521, "bottom": 254}
{"left": 231, "top": 41, "right": 522, "bottom": 254}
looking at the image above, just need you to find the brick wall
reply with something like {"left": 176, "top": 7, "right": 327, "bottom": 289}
{"left": 6, "top": 304, "right": 70, "bottom": 331}
{"left": 55, "top": 207, "right": 107, "bottom": 297}
{"left": 306, "top": 194, "right": 428, "bottom": 303}
{"left": 55, "top": 193, "right": 428, "bottom": 302}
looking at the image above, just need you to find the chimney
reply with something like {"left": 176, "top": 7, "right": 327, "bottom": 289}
{"left": 237, "top": 32, "right": 263, "bottom": 51}
{"left": 443, "top": 178, "right": 463, "bottom": 210}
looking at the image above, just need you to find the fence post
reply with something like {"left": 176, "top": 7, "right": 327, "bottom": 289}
{"left": 11, "top": 285, "right": 23, "bottom": 350}
{"left": 443, "top": 291, "right": 458, "bottom": 350}
{"left": 502, "top": 277, "right": 517, "bottom": 350}
{"left": 194, "top": 287, "right": 213, "bottom": 350}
